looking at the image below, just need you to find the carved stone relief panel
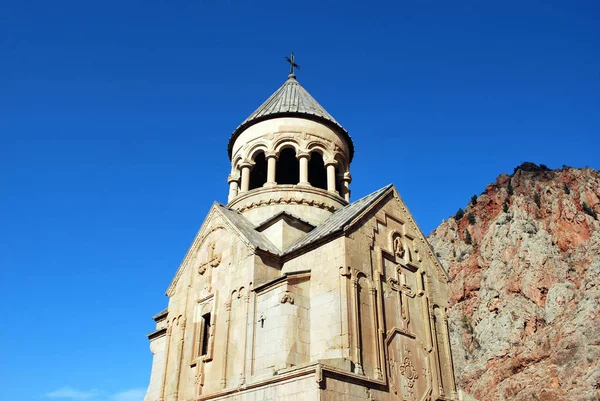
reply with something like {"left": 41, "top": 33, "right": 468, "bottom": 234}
{"left": 382, "top": 256, "right": 408, "bottom": 332}
{"left": 386, "top": 332, "right": 430, "bottom": 401}
{"left": 195, "top": 226, "right": 228, "bottom": 295}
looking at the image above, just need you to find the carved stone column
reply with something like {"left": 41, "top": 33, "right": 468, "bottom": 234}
{"left": 431, "top": 308, "right": 445, "bottom": 397}
{"left": 239, "top": 163, "right": 252, "bottom": 193}
{"left": 297, "top": 152, "right": 310, "bottom": 185}
{"left": 159, "top": 324, "right": 172, "bottom": 401}
{"left": 369, "top": 286, "right": 383, "bottom": 380}
{"left": 265, "top": 152, "right": 278, "bottom": 187}
{"left": 443, "top": 313, "right": 458, "bottom": 398}
{"left": 227, "top": 174, "right": 239, "bottom": 202}
{"left": 341, "top": 172, "right": 352, "bottom": 202}
{"left": 221, "top": 300, "right": 232, "bottom": 389}
{"left": 174, "top": 317, "right": 187, "bottom": 400}
{"left": 350, "top": 275, "right": 364, "bottom": 375}
{"left": 325, "top": 159, "right": 338, "bottom": 193}
{"left": 240, "top": 293, "right": 250, "bottom": 384}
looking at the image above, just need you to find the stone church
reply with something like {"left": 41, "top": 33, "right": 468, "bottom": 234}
{"left": 144, "top": 63, "right": 457, "bottom": 401}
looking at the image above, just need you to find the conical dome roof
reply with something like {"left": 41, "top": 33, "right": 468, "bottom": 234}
{"left": 228, "top": 75, "right": 354, "bottom": 161}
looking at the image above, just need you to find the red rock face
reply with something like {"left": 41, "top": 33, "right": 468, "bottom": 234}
{"left": 428, "top": 165, "right": 600, "bottom": 401}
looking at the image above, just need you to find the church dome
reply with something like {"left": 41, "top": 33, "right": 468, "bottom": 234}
{"left": 228, "top": 75, "right": 354, "bottom": 162}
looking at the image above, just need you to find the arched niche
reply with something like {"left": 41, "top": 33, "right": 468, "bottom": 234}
{"left": 231, "top": 155, "right": 243, "bottom": 175}
{"left": 308, "top": 151, "right": 327, "bottom": 190}
{"left": 276, "top": 147, "right": 299, "bottom": 185}
{"left": 390, "top": 232, "right": 411, "bottom": 263}
{"left": 249, "top": 151, "right": 267, "bottom": 190}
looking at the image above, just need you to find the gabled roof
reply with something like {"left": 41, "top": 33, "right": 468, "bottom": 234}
{"left": 215, "top": 203, "right": 281, "bottom": 255}
{"left": 228, "top": 75, "right": 354, "bottom": 161}
{"left": 283, "top": 184, "right": 394, "bottom": 255}
{"left": 166, "top": 184, "right": 450, "bottom": 296}
{"left": 255, "top": 211, "right": 315, "bottom": 232}
{"left": 166, "top": 202, "right": 280, "bottom": 295}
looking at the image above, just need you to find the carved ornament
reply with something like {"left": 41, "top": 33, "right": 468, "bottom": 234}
{"left": 280, "top": 292, "right": 295, "bottom": 304}
{"left": 388, "top": 347, "right": 419, "bottom": 400}
{"left": 198, "top": 241, "right": 221, "bottom": 275}
{"left": 237, "top": 197, "right": 336, "bottom": 213}
{"left": 393, "top": 235, "right": 405, "bottom": 259}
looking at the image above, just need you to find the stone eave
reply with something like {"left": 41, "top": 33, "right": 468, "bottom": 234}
{"left": 255, "top": 210, "right": 315, "bottom": 232}
{"left": 147, "top": 327, "right": 167, "bottom": 341}
{"left": 228, "top": 111, "right": 354, "bottom": 162}
{"left": 153, "top": 308, "right": 168, "bottom": 322}
{"left": 194, "top": 362, "right": 386, "bottom": 400}
{"left": 252, "top": 269, "right": 311, "bottom": 293}
{"left": 280, "top": 230, "right": 345, "bottom": 263}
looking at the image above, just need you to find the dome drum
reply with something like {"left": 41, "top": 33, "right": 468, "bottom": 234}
{"left": 226, "top": 77, "right": 353, "bottom": 226}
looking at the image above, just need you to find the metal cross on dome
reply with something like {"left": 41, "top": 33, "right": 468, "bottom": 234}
{"left": 285, "top": 53, "right": 300, "bottom": 76}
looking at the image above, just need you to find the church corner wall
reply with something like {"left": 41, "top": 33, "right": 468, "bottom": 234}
{"left": 339, "top": 196, "right": 458, "bottom": 400}
{"left": 144, "top": 331, "right": 167, "bottom": 401}
{"left": 283, "top": 237, "right": 349, "bottom": 366}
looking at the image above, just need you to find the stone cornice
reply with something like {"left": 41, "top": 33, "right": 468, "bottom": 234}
{"left": 152, "top": 308, "right": 168, "bottom": 322}
{"left": 194, "top": 362, "right": 386, "bottom": 400}
{"left": 228, "top": 185, "right": 347, "bottom": 213}
{"left": 147, "top": 327, "right": 167, "bottom": 341}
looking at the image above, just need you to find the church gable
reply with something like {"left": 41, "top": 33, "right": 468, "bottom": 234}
{"left": 255, "top": 211, "right": 314, "bottom": 252}
{"left": 344, "top": 185, "right": 450, "bottom": 283}
{"left": 341, "top": 186, "right": 456, "bottom": 398}
{"left": 166, "top": 203, "right": 279, "bottom": 296}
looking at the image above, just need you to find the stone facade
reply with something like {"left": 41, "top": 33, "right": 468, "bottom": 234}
{"left": 144, "top": 73, "right": 457, "bottom": 401}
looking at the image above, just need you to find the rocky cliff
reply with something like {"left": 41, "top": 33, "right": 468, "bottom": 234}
{"left": 428, "top": 164, "right": 600, "bottom": 401}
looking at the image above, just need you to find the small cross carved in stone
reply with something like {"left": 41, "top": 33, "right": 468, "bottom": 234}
{"left": 198, "top": 242, "right": 221, "bottom": 275}
{"left": 258, "top": 314, "right": 266, "bottom": 328}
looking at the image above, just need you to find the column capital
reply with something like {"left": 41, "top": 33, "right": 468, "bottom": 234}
{"left": 342, "top": 172, "right": 352, "bottom": 183}
{"left": 265, "top": 151, "right": 279, "bottom": 160}
{"left": 239, "top": 161, "right": 254, "bottom": 169}
{"left": 227, "top": 174, "right": 240, "bottom": 184}
{"left": 324, "top": 159, "right": 338, "bottom": 167}
{"left": 296, "top": 151, "right": 311, "bottom": 160}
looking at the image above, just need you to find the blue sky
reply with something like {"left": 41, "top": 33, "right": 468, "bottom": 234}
{"left": 1, "top": 1, "right": 599, "bottom": 400}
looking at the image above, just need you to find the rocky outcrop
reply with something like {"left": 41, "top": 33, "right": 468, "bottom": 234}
{"left": 428, "top": 164, "right": 600, "bottom": 401}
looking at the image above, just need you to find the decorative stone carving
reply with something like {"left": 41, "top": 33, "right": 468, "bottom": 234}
{"left": 399, "top": 348, "right": 419, "bottom": 393}
{"left": 280, "top": 292, "right": 294, "bottom": 304}
{"left": 394, "top": 235, "right": 405, "bottom": 259}
{"left": 237, "top": 197, "right": 337, "bottom": 213}
{"left": 198, "top": 242, "right": 221, "bottom": 275}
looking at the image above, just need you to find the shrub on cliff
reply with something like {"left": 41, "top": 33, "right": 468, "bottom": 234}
{"left": 582, "top": 202, "right": 598, "bottom": 219}
{"left": 467, "top": 213, "right": 476, "bottom": 225}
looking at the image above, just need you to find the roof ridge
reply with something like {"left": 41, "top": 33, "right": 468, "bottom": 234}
{"left": 283, "top": 184, "right": 394, "bottom": 255}
{"left": 215, "top": 203, "right": 281, "bottom": 255}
